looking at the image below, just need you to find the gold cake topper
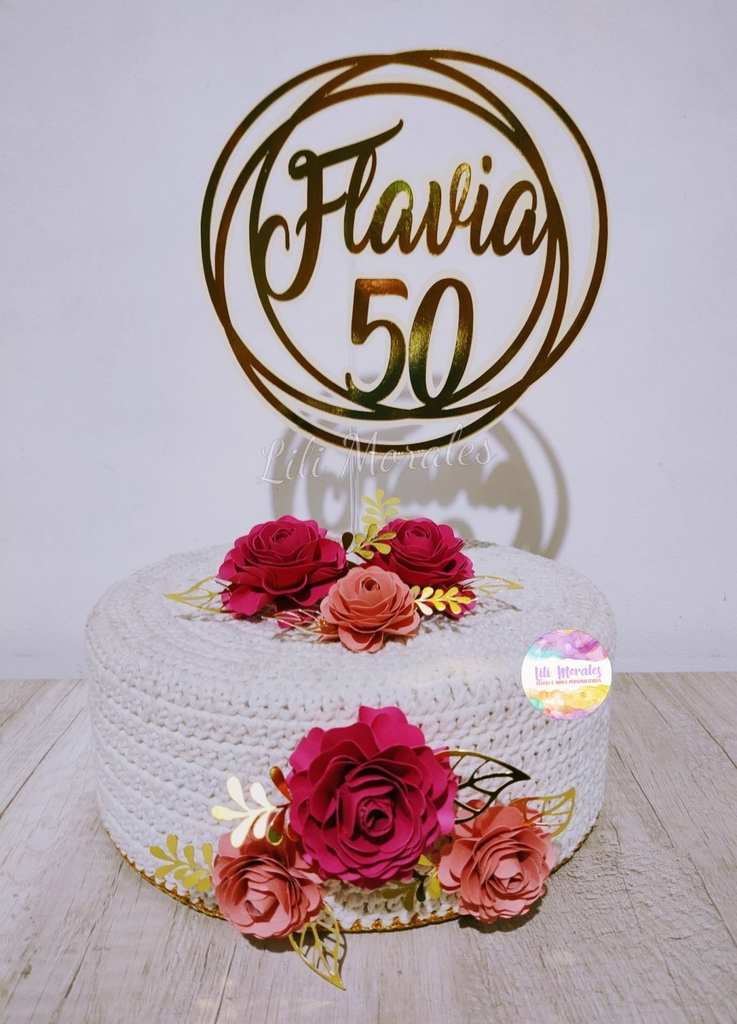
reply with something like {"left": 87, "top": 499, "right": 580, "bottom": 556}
{"left": 202, "top": 51, "right": 607, "bottom": 453}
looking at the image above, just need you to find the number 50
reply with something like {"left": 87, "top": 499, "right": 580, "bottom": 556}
{"left": 345, "top": 278, "right": 473, "bottom": 410}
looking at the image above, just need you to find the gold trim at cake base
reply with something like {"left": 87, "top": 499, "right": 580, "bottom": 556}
{"left": 108, "top": 821, "right": 596, "bottom": 933}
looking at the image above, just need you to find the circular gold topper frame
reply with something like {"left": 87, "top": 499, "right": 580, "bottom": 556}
{"left": 201, "top": 51, "right": 607, "bottom": 454}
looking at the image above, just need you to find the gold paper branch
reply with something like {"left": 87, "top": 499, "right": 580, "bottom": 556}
{"left": 288, "top": 903, "right": 345, "bottom": 989}
{"left": 149, "top": 834, "right": 214, "bottom": 892}
{"left": 512, "top": 788, "right": 576, "bottom": 837}
{"left": 352, "top": 522, "right": 397, "bottom": 560}
{"left": 165, "top": 577, "right": 227, "bottom": 613}
{"left": 360, "top": 489, "right": 401, "bottom": 528}
{"left": 412, "top": 585, "right": 475, "bottom": 616}
{"left": 350, "top": 490, "right": 401, "bottom": 560}
{"left": 211, "top": 776, "right": 280, "bottom": 847}
{"left": 445, "top": 750, "right": 530, "bottom": 822}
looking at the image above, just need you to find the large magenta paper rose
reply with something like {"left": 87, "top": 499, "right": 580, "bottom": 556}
{"left": 435, "top": 803, "right": 555, "bottom": 923}
{"left": 287, "top": 706, "right": 458, "bottom": 889}
{"left": 218, "top": 516, "right": 346, "bottom": 616}
{"left": 211, "top": 832, "right": 324, "bottom": 939}
{"left": 370, "top": 517, "right": 475, "bottom": 591}
{"left": 320, "top": 565, "right": 420, "bottom": 652}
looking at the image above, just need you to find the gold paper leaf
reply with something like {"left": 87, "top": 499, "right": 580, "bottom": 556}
{"left": 469, "top": 575, "right": 524, "bottom": 598}
{"left": 150, "top": 834, "right": 214, "bottom": 892}
{"left": 445, "top": 750, "right": 530, "bottom": 822}
{"left": 227, "top": 776, "right": 246, "bottom": 807}
{"left": 164, "top": 577, "right": 228, "bottom": 613}
{"left": 288, "top": 903, "right": 345, "bottom": 990}
{"left": 249, "top": 781, "right": 271, "bottom": 807}
{"left": 209, "top": 805, "right": 245, "bottom": 822}
{"left": 380, "top": 878, "right": 419, "bottom": 905}
{"left": 511, "top": 788, "right": 576, "bottom": 837}
{"left": 427, "top": 873, "right": 442, "bottom": 900}
{"left": 180, "top": 869, "right": 211, "bottom": 889}
{"left": 269, "top": 766, "right": 292, "bottom": 802}
{"left": 249, "top": 813, "right": 270, "bottom": 842}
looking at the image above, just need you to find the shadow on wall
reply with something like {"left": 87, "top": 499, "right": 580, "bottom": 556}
{"left": 267, "top": 410, "right": 568, "bottom": 558}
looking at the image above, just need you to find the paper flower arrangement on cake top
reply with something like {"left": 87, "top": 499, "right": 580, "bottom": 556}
{"left": 150, "top": 704, "right": 575, "bottom": 989}
{"left": 166, "top": 492, "right": 521, "bottom": 651}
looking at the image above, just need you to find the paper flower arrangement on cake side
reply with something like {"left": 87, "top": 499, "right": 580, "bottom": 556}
{"left": 150, "top": 704, "right": 576, "bottom": 989}
{"left": 166, "top": 492, "right": 521, "bottom": 651}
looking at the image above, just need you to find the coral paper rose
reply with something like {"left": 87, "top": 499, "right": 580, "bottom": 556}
{"left": 370, "top": 517, "right": 474, "bottom": 589}
{"left": 436, "top": 803, "right": 555, "bottom": 923}
{"left": 320, "top": 565, "right": 419, "bottom": 652}
{"left": 218, "top": 516, "right": 346, "bottom": 617}
{"left": 211, "top": 833, "right": 324, "bottom": 939}
{"left": 287, "top": 705, "right": 458, "bottom": 889}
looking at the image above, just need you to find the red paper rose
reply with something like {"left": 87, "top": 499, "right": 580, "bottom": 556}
{"left": 287, "top": 706, "right": 458, "bottom": 889}
{"left": 319, "top": 565, "right": 420, "bottom": 652}
{"left": 218, "top": 516, "right": 346, "bottom": 617}
{"left": 435, "top": 803, "right": 555, "bottom": 923}
{"left": 370, "top": 518, "right": 475, "bottom": 614}
{"left": 211, "top": 832, "right": 324, "bottom": 939}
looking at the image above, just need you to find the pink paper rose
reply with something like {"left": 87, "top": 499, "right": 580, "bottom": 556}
{"left": 319, "top": 565, "right": 419, "bottom": 652}
{"left": 370, "top": 518, "right": 476, "bottom": 616}
{"left": 211, "top": 832, "right": 324, "bottom": 939}
{"left": 218, "top": 516, "right": 346, "bottom": 617}
{"left": 287, "top": 705, "right": 458, "bottom": 889}
{"left": 436, "top": 803, "right": 555, "bottom": 923}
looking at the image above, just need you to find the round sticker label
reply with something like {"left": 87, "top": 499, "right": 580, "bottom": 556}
{"left": 521, "top": 629, "right": 612, "bottom": 719}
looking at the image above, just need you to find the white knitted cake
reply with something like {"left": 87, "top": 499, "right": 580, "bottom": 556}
{"left": 87, "top": 540, "right": 615, "bottom": 931}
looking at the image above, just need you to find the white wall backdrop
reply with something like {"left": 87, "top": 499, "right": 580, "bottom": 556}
{"left": 1, "top": 0, "right": 736, "bottom": 678}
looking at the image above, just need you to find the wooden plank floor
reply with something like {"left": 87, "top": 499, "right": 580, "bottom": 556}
{"left": 1, "top": 674, "right": 736, "bottom": 1024}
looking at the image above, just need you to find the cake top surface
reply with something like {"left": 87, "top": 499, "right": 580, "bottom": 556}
{"left": 87, "top": 543, "right": 616, "bottom": 701}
